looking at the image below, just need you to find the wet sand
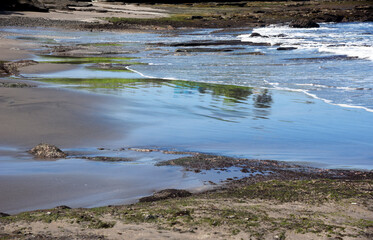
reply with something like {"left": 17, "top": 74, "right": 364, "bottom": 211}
{"left": 0, "top": 37, "right": 33, "bottom": 61}
{"left": 0, "top": 84, "right": 129, "bottom": 148}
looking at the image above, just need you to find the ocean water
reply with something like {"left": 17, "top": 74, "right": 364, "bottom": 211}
{"left": 3, "top": 22, "right": 372, "bottom": 169}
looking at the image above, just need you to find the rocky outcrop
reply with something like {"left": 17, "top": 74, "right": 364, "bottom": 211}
{"left": 1, "top": 0, "right": 48, "bottom": 12}
{"left": 139, "top": 189, "right": 192, "bottom": 202}
{"left": 29, "top": 143, "right": 67, "bottom": 159}
{"left": 289, "top": 19, "right": 320, "bottom": 28}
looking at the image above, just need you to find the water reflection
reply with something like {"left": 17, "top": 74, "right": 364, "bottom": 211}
{"left": 35, "top": 77, "right": 269, "bottom": 122}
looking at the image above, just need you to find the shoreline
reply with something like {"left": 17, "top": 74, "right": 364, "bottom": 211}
{"left": 0, "top": 1, "right": 372, "bottom": 32}
{"left": 0, "top": 2, "right": 372, "bottom": 239}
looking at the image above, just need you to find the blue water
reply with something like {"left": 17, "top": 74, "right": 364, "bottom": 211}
{"left": 1, "top": 23, "right": 373, "bottom": 213}
{"left": 1, "top": 23, "right": 373, "bottom": 170}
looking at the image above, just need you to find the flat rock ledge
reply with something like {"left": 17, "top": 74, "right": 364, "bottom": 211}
{"left": 139, "top": 189, "right": 192, "bottom": 203}
{"left": 29, "top": 143, "right": 67, "bottom": 159}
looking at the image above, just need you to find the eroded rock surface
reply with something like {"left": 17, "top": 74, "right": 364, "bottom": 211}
{"left": 29, "top": 143, "right": 67, "bottom": 159}
{"left": 139, "top": 189, "right": 192, "bottom": 202}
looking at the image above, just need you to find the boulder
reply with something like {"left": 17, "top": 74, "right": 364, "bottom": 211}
{"left": 289, "top": 19, "right": 320, "bottom": 28}
{"left": 29, "top": 143, "right": 67, "bottom": 159}
{"left": 139, "top": 189, "right": 192, "bottom": 202}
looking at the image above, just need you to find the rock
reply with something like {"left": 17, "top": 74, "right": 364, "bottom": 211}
{"left": 277, "top": 47, "right": 297, "bottom": 51}
{"left": 176, "top": 47, "right": 243, "bottom": 53}
{"left": 161, "top": 40, "right": 270, "bottom": 47}
{"left": 0, "top": 212, "right": 10, "bottom": 217}
{"left": 139, "top": 189, "right": 192, "bottom": 203}
{"left": 0, "top": 60, "right": 38, "bottom": 76}
{"left": 81, "top": 156, "right": 134, "bottom": 162}
{"left": 255, "top": 90, "right": 272, "bottom": 104}
{"left": 232, "top": 52, "right": 265, "bottom": 56}
{"left": 191, "top": 16, "right": 203, "bottom": 20}
{"left": 1, "top": 0, "right": 48, "bottom": 12}
{"left": 289, "top": 19, "right": 320, "bottom": 28}
{"left": 275, "top": 34, "right": 287, "bottom": 37}
{"left": 29, "top": 143, "right": 67, "bottom": 159}
{"left": 55, "top": 205, "right": 71, "bottom": 210}
{"left": 250, "top": 32, "right": 262, "bottom": 37}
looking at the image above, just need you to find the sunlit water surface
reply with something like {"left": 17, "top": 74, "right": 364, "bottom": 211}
{"left": 0, "top": 23, "right": 372, "bottom": 212}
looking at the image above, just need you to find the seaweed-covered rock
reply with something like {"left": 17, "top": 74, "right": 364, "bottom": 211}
{"left": 139, "top": 189, "right": 192, "bottom": 202}
{"left": 289, "top": 19, "right": 320, "bottom": 28}
{"left": 29, "top": 143, "right": 67, "bottom": 159}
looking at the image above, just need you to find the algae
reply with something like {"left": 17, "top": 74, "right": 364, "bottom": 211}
{"left": 38, "top": 55, "right": 140, "bottom": 65}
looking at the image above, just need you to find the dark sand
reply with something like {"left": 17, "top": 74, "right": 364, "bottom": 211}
{"left": 0, "top": 84, "right": 128, "bottom": 148}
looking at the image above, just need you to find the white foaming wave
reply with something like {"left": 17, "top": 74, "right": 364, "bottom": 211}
{"left": 238, "top": 23, "right": 373, "bottom": 61}
{"left": 318, "top": 45, "right": 373, "bottom": 61}
{"left": 294, "top": 83, "right": 372, "bottom": 91}
{"left": 265, "top": 82, "right": 373, "bottom": 113}
{"left": 127, "top": 67, "right": 182, "bottom": 81}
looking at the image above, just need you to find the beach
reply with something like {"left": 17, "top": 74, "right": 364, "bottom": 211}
{"left": 0, "top": 1, "right": 372, "bottom": 239}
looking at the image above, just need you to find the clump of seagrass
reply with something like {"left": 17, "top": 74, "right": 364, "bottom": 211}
{"left": 29, "top": 143, "right": 67, "bottom": 159}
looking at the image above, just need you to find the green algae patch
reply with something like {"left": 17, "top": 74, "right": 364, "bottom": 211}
{"left": 38, "top": 55, "right": 141, "bottom": 65}
{"left": 85, "top": 66, "right": 132, "bottom": 73}
{"left": 36, "top": 78, "right": 153, "bottom": 89}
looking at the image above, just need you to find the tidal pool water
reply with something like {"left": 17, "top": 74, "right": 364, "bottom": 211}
{"left": 13, "top": 23, "right": 371, "bottom": 169}
{"left": 0, "top": 23, "right": 372, "bottom": 213}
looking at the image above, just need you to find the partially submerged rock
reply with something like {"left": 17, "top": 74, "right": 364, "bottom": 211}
{"left": 139, "top": 189, "right": 192, "bottom": 203}
{"left": 255, "top": 90, "right": 272, "bottom": 104}
{"left": 277, "top": 47, "right": 297, "bottom": 51}
{"left": 176, "top": 47, "right": 242, "bottom": 53}
{"left": 29, "top": 143, "right": 67, "bottom": 159}
{"left": 0, "top": 60, "right": 38, "bottom": 77}
{"left": 289, "top": 19, "right": 320, "bottom": 28}
{"left": 80, "top": 156, "right": 134, "bottom": 162}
